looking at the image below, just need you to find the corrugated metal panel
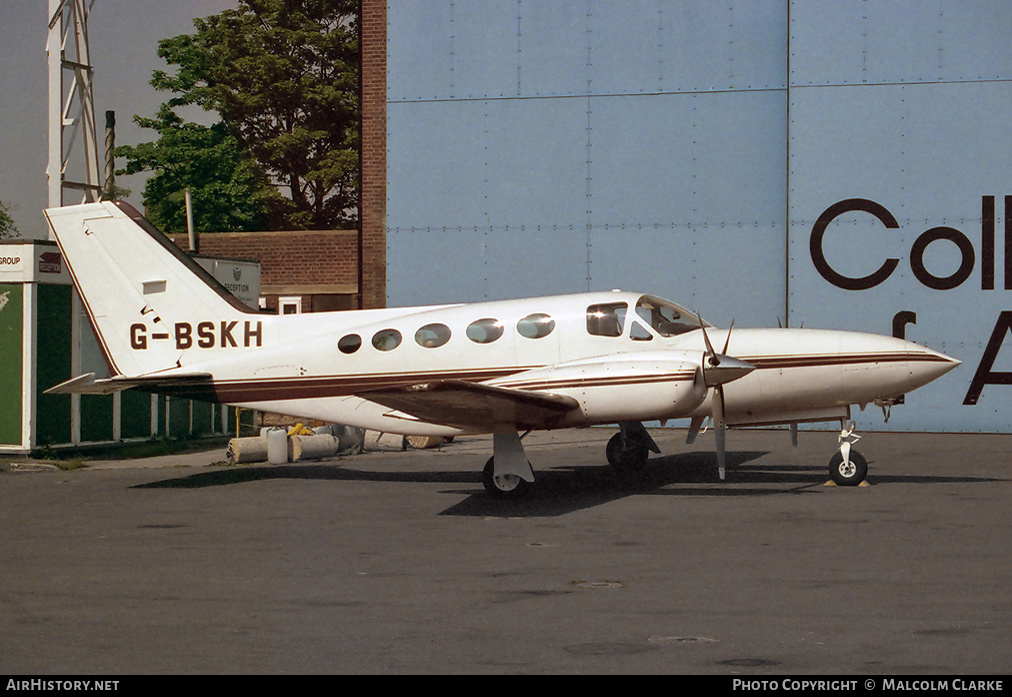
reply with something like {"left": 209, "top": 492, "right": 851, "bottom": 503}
{"left": 387, "top": 0, "right": 789, "bottom": 324}
{"left": 387, "top": 97, "right": 588, "bottom": 230}
{"left": 387, "top": 0, "right": 1012, "bottom": 431}
{"left": 388, "top": 1, "right": 789, "bottom": 100}
{"left": 592, "top": 90, "right": 786, "bottom": 228}
{"left": 588, "top": 88, "right": 787, "bottom": 325}
{"left": 386, "top": 0, "right": 455, "bottom": 101}
{"left": 789, "top": 0, "right": 1012, "bottom": 86}
{"left": 386, "top": 224, "right": 589, "bottom": 304}
{"left": 788, "top": 1, "right": 1012, "bottom": 431}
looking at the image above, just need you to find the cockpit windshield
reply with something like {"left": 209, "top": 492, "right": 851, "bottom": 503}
{"left": 634, "top": 295, "right": 704, "bottom": 337}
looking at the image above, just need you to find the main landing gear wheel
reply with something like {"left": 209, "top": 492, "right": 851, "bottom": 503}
{"left": 606, "top": 433, "right": 649, "bottom": 474}
{"left": 828, "top": 450, "right": 868, "bottom": 486}
{"left": 482, "top": 457, "right": 529, "bottom": 498}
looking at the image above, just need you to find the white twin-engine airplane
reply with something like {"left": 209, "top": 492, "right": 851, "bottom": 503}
{"left": 45, "top": 201, "right": 960, "bottom": 497}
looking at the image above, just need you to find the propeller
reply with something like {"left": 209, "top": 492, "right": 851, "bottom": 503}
{"left": 694, "top": 313, "right": 754, "bottom": 480}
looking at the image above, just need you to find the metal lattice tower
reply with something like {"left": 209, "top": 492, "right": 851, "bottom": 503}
{"left": 47, "top": 0, "right": 101, "bottom": 219}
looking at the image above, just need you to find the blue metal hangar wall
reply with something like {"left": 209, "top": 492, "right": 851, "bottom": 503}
{"left": 384, "top": 1, "right": 1012, "bottom": 433}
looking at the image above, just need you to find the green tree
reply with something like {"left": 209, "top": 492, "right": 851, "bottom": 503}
{"left": 116, "top": 105, "right": 282, "bottom": 234}
{"left": 0, "top": 199, "right": 19, "bottom": 239}
{"left": 146, "top": 0, "right": 360, "bottom": 230}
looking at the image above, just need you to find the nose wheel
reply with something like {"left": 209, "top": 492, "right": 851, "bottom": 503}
{"left": 828, "top": 449, "right": 868, "bottom": 486}
{"left": 829, "top": 421, "right": 868, "bottom": 486}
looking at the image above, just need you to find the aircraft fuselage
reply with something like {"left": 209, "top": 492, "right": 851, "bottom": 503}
{"left": 149, "top": 291, "right": 956, "bottom": 437}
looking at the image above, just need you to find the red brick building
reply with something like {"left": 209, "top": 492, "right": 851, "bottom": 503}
{"left": 169, "top": 230, "right": 360, "bottom": 313}
{"left": 359, "top": 0, "right": 387, "bottom": 310}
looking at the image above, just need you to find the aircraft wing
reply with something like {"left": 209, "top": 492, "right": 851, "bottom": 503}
{"left": 360, "top": 380, "right": 580, "bottom": 431}
{"left": 45, "top": 371, "right": 213, "bottom": 396}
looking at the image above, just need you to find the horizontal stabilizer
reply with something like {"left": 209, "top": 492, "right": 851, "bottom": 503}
{"left": 46, "top": 371, "right": 213, "bottom": 396}
{"left": 361, "top": 380, "right": 579, "bottom": 431}
{"left": 45, "top": 373, "right": 119, "bottom": 395}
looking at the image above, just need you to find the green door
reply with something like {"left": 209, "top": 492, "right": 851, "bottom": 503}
{"left": 0, "top": 284, "right": 24, "bottom": 445}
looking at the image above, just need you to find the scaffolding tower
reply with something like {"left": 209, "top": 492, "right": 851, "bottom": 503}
{"left": 47, "top": 0, "right": 101, "bottom": 216}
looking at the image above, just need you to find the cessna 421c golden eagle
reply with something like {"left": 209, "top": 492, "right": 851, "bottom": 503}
{"left": 46, "top": 201, "right": 959, "bottom": 497}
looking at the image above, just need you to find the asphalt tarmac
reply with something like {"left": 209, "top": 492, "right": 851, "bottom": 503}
{"left": 1, "top": 428, "right": 1008, "bottom": 675}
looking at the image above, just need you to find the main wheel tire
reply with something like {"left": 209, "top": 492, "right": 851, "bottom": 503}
{"left": 482, "top": 457, "right": 528, "bottom": 498}
{"left": 606, "top": 433, "right": 649, "bottom": 473}
{"left": 828, "top": 449, "right": 868, "bottom": 486}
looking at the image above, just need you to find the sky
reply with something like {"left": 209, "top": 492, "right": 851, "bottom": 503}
{"left": 0, "top": 1, "right": 238, "bottom": 239}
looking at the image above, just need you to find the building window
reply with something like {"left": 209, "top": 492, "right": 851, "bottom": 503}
{"left": 279, "top": 296, "right": 302, "bottom": 315}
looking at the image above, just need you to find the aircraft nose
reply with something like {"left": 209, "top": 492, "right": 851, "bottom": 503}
{"left": 891, "top": 337, "right": 961, "bottom": 390}
{"left": 914, "top": 344, "right": 961, "bottom": 382}
{"left": 703, "top": 354, "right": 755, "bottom": 387}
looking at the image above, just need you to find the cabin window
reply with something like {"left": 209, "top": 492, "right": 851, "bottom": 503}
{"left": 338, "top": 333, "right": 362, "bottom": 354}
{"left": 635, "top": 296, "right": 699, "bottom": 337}
{"left": 372, "top": 328, "right": 402, "bottom": 351}
{"left": 467, "top": 318, "right": 504, "bottom": 344}
{"left": 586, "top": 302, "right": 627, "bottom": 337}
{"left": 415, "top": 323, "right": 451, "bottom": 348}
{"left": 517, "top": 313, "right": 555, "bottom": 339}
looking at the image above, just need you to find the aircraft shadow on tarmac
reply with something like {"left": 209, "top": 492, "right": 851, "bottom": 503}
{"left": 134, "top": 450, "right": 1004, "bottom": 517}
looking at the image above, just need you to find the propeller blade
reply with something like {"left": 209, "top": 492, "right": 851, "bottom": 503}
{"left": 693, "top": 312, "right": 741, "bottom": 482}
{"left": 715, "top": 422, "right": 726, "bottom": 480}
{"left": 722, "top": 319, "right": 735, "bottom": 355}
{"left": 695, "top": 310, "right": 717, "bottom": 362}
{"left": 694, "top": 313, "right": 753, "bottom": 387}
{"left": 711, "top": 383, "right": 727, "bottom": 480}
{"left": 686, "top": 415, "right": 705, "bottom": 444}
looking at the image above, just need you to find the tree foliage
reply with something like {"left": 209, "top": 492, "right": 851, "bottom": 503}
{"left": 119, "top": 0, "right": 360, "bottom": 232}
{"left": 0, "top": 199, "right": 19, "bottom": 239}
{"left": 116, "top": 105, "right": 280, "bottom": 233}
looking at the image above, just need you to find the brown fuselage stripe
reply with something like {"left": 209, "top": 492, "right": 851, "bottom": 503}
{"left": 150, "top": 352, "right": 950, "bottom": 404}
{"left": 743, "top": 352, "right": 949, "bottom": 370}
{"left": 502, "top": 371, "right": 697, "bottom": 391}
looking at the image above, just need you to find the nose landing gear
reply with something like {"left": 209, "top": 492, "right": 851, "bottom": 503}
{"left": 829, "top": 421, "right": 868, "bottom": 486}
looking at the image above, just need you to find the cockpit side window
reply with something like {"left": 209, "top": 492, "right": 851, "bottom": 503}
{"left": 586, "top": 302, "right": 627, "bottom": 337}
{"left": 635, "top": 296, "right": 699, "bottom": 337}
{"left": 630, "top": 321, "right": 653, "bottom": 341}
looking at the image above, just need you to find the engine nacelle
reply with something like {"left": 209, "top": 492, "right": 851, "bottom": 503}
{"left": 494, "top": 352, "right": 707, "bottom": 426}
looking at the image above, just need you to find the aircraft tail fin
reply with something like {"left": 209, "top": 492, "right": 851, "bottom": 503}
{"left": 45, "top": 201, "right": 259, "bottom": 379}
